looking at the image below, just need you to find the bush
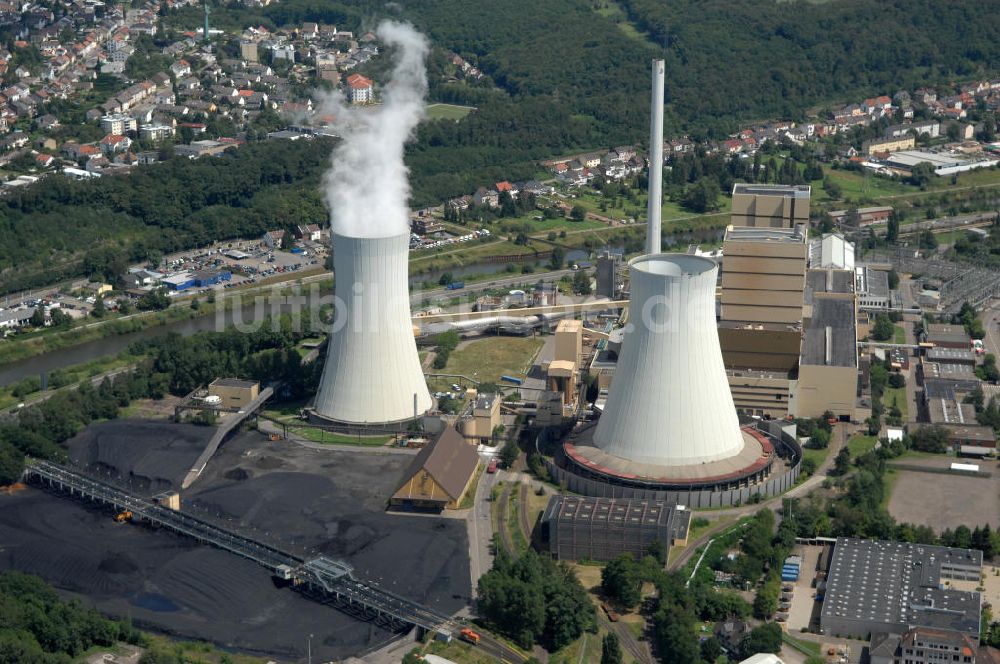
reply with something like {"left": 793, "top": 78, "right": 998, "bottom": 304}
{"left": 909, "top": 425, "right": 950, "bottom": 453}
{"left": 801, "top": 456, "right": 817, "bottom": 476}
{"left": 602, "top": 553, "right": 643, "bottom": 609}
{"left": 477, "top": 549, "right": 595, "bottom": 650}
{"left": 888, "top": 373, "right": 906, "bottom": 389}
{"left": 741, "top": 622, "right": 783, "bottom": 657}
{"left": 872, "top": 314, "right": 894, "bottom": 341}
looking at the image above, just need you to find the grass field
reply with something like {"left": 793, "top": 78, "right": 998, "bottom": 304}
{"left": 426, "top": 103, "right": 476, "bottom": 121}
{"left": 893, "top": 325, "right": 907, "bottom": 344}
{"left": 566, "top": 189, "right": 732, "bottom": 231}
{"left": 802, "top": 445, "right": 832, "bottom": 471}
{"left": 884, "top": 386, "right": 908, "bottom": 420}
{"left": 287, "top": 426, "right": 392, "bottom": 446}
{"left": 593, "top": 0, "right": 656, "bottom": 48}
{"left": 436, "top": 336, "right": 544, "bottom": 386}
{"left": 782, "top": 633, "right": 821, "bottom": 657}
{"left": 420, "top": 639, "right": 505, "bottom": 664}
{"left": 140, "top": 634, "right": 271, "bottom": 664}
{"left": 812, "top": 169, "right": 912, "bottom": 203}
{"left": 847, "top": 435, "right": 877, "bottom": 458}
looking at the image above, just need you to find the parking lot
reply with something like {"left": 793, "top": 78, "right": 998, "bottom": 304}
{"left": 156, "top": 238, "right": 328, "bottom": 295}
{"left": 785, "top": 544, "right": 827, "bottom": 632}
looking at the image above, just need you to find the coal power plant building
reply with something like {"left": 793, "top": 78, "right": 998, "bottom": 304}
{"left": 542, "top": 495, "right": 691, "bottom": 562}
{"left": 311, "top": 231, "right": 432, "bottom": 427}
{"left": 549, "top": 254, "right": 802, "bottom": 507}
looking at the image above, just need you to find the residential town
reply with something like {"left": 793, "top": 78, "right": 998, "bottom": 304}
{"left": 0, "top": 0, "right": 995, "bottom": 198}
{"left": 0, "top": 0, "right": 390, "bottom": 180}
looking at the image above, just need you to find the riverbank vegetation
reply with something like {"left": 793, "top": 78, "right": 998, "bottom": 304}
{"left": 0, "top": 316, "right": 320, "bottom": 485}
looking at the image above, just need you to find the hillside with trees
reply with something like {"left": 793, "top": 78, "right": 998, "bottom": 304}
{"left": 5, "top": 0, "right": 1000, "bottom": 293}
{"left": 0, "top": 138, "right": 332, "bottom": 295}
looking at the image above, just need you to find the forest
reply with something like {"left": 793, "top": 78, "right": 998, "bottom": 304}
{"left": 396, "top": 0, "right": 1000, "bottom": 201}
{"left": 0, "top": 571, "right": 145, "bottom": 663}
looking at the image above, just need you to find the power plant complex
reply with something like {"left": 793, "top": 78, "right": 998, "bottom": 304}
{"left": 311, "top": 231, "right": 433, "bottom": 427}
{"left": 304, "top": 58, "right": 831, "bottom": 506}
{"left": 547, "top": 60, "right": 804, "bottom": 506}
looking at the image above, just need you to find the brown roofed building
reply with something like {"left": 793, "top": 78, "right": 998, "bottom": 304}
{"left": 390, "top": 426, "right": 479, "bottom": 511}
{"left": 870, "top": 627, "right": 978, "bottom": 664}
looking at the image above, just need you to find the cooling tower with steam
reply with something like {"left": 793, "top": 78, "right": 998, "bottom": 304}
{"left": 312, "top": 231, "right": 433, "bottom": 426}
{"left": 592, "top": 254, "right": 744, "bottom": 465}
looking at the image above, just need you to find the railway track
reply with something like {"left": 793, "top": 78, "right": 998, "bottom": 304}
{"left": 495, "top": 482, "right": 516, "bottom": 555}
{"left": 518, "top": 482, "right": 533, "bottom": 547}
{"left": 598, "top": 613, "right": 653, "bottom": 664}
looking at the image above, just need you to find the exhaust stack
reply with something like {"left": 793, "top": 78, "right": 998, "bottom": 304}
{"left": 646, "top": 59, "right": 665, "bottom": 255}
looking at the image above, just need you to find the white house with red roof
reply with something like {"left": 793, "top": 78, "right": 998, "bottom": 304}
{"left": 100, "top": 134, "right": 131, "bottom": 154}
{"left": 345, "top": 73, "right": 373, "bottom": 104}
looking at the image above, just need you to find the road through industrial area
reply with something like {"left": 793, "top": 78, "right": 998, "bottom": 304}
{"left": 668, "top": 423, "right": 849, "bottom": 573}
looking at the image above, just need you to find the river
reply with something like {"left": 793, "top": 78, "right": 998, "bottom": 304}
{"left": 0, "top": 251, "right": 596, "bottom": 387}
{"left": 0, "top": 236, "right": 719, "bottom": 388}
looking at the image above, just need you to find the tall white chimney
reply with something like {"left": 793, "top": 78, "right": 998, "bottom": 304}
{"left": 646, "top": 59, "right": 665, "bottom": 256}
{"left": 314, "top": 231, "right": 433, "bottom": 425}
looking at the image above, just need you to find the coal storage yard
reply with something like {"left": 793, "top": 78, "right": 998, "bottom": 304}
{"left": 0, "top": 420, "right": 471, "bottom": 662}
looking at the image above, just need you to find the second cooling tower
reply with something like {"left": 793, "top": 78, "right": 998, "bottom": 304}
{"left": 313, "top": 231, "right": 432, "bottom": 425}
{"left": 593, "top": 254, "right": 745, "bottom": 465}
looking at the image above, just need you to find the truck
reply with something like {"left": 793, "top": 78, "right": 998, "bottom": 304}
{"left": 487, "top": 459, "right": 498, "bottom": 474}
{"left": 446, "top": 281, "right": 465, "bottom": 290}
{"left": 501, "top": 375, "right": 524, "bottom": 385}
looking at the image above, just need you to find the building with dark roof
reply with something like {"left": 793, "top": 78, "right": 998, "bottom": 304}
{"left": 925, "top": 324, "right": 972, "bottom": 350}
{"left": 796, "top": 268, "right": 859, "bottom": 419}
{"left": 390, "top": 426, "right": 479, "bottom": 511}
{"left": 541, "top": 495, "right": 691, "bottom": 561}
{"left": 820, "top": 538, "right": 982, "bottom": 641}
{"left": 715, "top": 619, "right": 753, "bottom": 654}
{"left": 926, "top": 347, "right": 977, "bottom": 366}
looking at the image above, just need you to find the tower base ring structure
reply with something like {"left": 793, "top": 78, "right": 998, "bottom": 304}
{"left": 546, "top": 424, "right": 803, "bottom": 508}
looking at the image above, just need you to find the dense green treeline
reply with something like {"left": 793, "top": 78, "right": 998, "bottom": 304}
{"left": 617, "top": 0, "right": 1000, "bottom": 134}
{"left": 0, "top": 317, "right": 320, "bottom": 485}
{"left": 0, "top": 139, "right": 330, "bottom": 294}
{"left": 0, "top": 571, "right": 145, "bottom": 663}
{"left": 476, "top": 548, "right": 595, "bottom": 651}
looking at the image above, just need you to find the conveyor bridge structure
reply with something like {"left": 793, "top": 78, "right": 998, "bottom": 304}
{"left": 23, "top": 460, "right": 456, "bottom": 635}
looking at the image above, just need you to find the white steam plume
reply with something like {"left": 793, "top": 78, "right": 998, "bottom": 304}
{"left": 320, "top": 20, "right": 429, "bottom": 239}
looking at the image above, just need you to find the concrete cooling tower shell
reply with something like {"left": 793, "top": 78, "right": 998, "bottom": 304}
{"left": 592, "top": 254, "right": 745, "bottom": 466}
{"left": 313, "top": 232, "right": 433, "bottom": 425}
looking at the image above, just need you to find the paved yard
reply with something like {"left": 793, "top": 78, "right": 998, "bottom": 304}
{"left": 785, "top": 544, "right": 825, "bottom": 631}
{"left": 887, "top": 457, "right": 1000, "bottom": 531}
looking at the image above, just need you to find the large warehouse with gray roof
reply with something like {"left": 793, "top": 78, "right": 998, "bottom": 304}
{"left": 820, "top": 538, "right": 982, "bottom": 641}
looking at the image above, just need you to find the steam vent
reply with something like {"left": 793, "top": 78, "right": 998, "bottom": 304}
{"left": 312, "top": 231, "right": 433, "bottom": 427}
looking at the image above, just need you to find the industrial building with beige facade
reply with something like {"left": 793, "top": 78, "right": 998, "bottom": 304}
{"left": 718, "top": 184, "right": 864, "bottom": 421}
{"left": 207, "top": 378, "right": 260, "bottom": 409}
